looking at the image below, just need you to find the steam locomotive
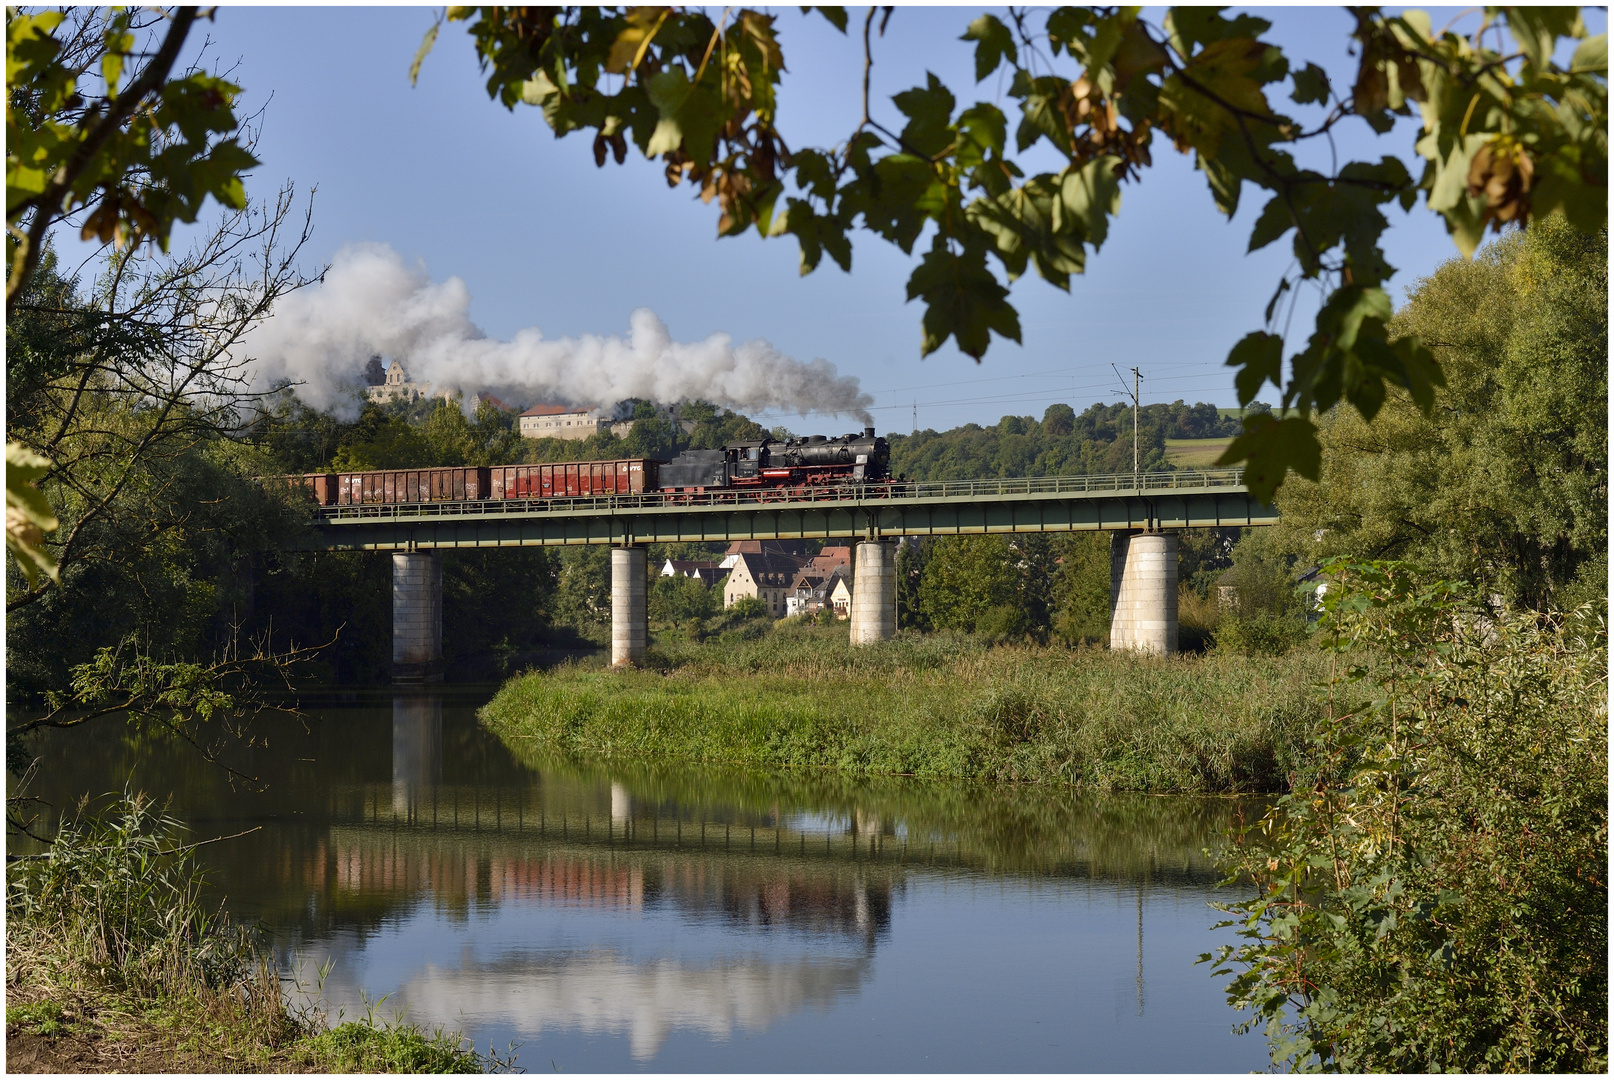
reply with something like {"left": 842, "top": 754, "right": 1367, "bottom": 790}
{"left": 660, "top": 426, "right": 890, "bottom": 490}
{"left": 284, "top": 427, "right": 891, "bottom": 506}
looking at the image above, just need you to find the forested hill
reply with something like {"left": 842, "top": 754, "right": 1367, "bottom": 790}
{"left": 257, "top": 394, "right": 1243, "bottom": 482}
{"left": 889, "top": 400, "right": 1239, "bottom": 481}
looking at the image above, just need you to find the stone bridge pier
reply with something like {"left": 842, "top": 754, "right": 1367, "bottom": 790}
{"left": 392, "top": 551, "right": 443, "bottom": 682}
{"left": 850, "top": 539, "right": 897, "bottom": 645}
{"left": 1109, "top": 531, "right": 1178, "bottom": 655}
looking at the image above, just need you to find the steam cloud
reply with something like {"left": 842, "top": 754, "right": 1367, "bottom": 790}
{"left": 239, "top": 243, "right": 873, "bottom": 424}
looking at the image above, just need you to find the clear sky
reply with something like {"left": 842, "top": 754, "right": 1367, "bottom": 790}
{"left": 73, "top": 5, "right": 1592, "bottom": 434}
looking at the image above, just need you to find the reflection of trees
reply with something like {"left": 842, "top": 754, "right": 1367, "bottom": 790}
{"left": 504, "top": 751, "right": 1252, "bottom": 884}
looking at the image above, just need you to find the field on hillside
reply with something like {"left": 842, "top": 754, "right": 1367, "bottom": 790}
{"left": 1165, "top": 437, "right": 1233, "bottom": 468}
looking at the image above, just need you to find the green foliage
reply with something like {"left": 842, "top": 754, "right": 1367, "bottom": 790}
{"left": 7, "top": 792, "right": 257, "bottom": 996}
{"left": 7, "top": 440, "right": 58, "bottom": 584}
{"left": 1207, "top": 560, "right": 1608, "bottom": 1071}
{"left": 7, "top": 8, "right": 259, "bottom": 309}
{"left": 728, "top": 594, "right": 767, "bottom": 620}
{"left": 649, "top": 572, "right": 718, "bottom": 625}
{"left": 553, "top": 544, "right": 613, "bottom": 631}
{"left": 891, "top": 399, "right": 1236, "bottom": 481}
{"left": 1049, "top": 532, "right": 1111, "bottom": 646}
{"left": 1276, "top": 218, "right": 1608, "bottom": 611}
{"left": 427, "top": 6, "right": 1607, "bottom": 497}
{"left": 919, "top": 535, "right": 1025, "bottom": 636}
{"left": 307, "top": 1020, "right": 484, "bottom": 1074}
{"left": 481, "top": 628, "right": 1327, "bottom": 792}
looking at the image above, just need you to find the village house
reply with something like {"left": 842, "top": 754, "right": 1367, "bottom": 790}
{"left": 828, "top": 571, "right": 853, "bottom": 618}
{"left": 660, "top": 558, "right": 725, "bottom": 588}
{"left": 519, "top": 405, "right": 607, "bottom": 440}
{"left": 722, "top": 549, "right": 805, "bottom": 617}
{"left": 784, "top": 545, "right": 854, "bottom": 617}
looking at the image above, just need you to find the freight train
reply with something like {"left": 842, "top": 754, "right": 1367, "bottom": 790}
{"left": 285, "top": 427, "right": 891, "bottom": 506}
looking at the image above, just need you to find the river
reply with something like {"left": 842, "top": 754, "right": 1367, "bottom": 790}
{"left": 13, "top": 685, "right": 1272, "bottom": 1072}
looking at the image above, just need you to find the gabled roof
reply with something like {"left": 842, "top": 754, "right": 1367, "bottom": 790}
{"left": 729, "top": 551, "right": 801, "bottom": 587}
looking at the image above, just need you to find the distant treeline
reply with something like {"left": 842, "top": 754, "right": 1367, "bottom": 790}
{"left": 890, "top": 399, "right": 1243, "bottom": 480}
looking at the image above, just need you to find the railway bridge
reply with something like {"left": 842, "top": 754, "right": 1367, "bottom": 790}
{"left": 287, "top": 469, "right": 1277, "bottom": 679}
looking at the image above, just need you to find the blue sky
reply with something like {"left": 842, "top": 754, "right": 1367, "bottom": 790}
{"left": 78, "top": 6, "right": 1592, "bottom": 433}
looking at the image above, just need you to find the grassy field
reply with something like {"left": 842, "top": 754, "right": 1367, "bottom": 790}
{"left": 482, "top": 626, "right": 1328, "bottom": 794}
{"left": 1165, "top": 436, "right": 1234, "bottom": 468}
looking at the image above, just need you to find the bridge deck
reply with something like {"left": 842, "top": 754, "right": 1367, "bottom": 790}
{"left": 293, "top": 469, "right": 1277, "bottom": 551}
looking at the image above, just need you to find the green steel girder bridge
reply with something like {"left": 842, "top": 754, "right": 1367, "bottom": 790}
{"left": 301, "top": 468, "right": 1278, "bottom": 677}
{"left": 291, "top": 468, "right": 1276, "bottom": 552}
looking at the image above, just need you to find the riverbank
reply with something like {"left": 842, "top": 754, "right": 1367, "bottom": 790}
{"left": 5, "top": 794, "right": 493, "bottom": 1074}
{"left": 481, "top": 627, "right": 1327, "bottom": 793}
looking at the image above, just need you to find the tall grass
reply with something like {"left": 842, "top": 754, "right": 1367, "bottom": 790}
{"left": 483, "top": 626, "right": 1328, "bottom": 793}
{"left": 6, "top": 792, "right": 491, "bottom": 1072}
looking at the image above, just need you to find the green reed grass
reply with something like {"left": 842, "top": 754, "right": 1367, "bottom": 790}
{"left": 6, "top": 791, "right": 495, "bottom": 1072}
{"left": 482, "top": 627, "right": 1328, "bottom": 793}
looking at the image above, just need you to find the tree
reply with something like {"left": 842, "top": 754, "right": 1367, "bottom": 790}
{"left": 418, "top": 6, "right": 1607, "bottom": 499}
{"left": 1209, "top": 561, "right": 1606, "bottom": 1070}
{"left": 1049, "top": 532, "right": 1112, "bottom": 645}
{"left": 7, "top": 7, "right": 260, "bottom": 311}
{"left": 918, "top": 534, "right": 1029, "bottom": 637}
{"left": 1273, "top": 217, "right": 1607, "bottom": 609}
{"left": 5, "top": 188, "right": 314, "bottom": 618}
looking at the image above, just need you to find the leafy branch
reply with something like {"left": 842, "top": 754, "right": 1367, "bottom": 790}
{"left": 416, "top": 5, "right": 1605, "bottom": 499}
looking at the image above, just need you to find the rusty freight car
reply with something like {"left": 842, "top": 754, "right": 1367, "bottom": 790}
{"left": 284, "top": 458, "right": 661, "bottom": 507}
{"left": 489, "top": 458, "right": 658, "bottom": 499}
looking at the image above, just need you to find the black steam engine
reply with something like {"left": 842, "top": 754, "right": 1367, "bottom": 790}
{"left": 660, "top": 426, "right": 891, "bottom": 491}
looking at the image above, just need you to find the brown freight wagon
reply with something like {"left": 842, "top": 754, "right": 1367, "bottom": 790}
{"left": 489, "top": 458, "right": 659, "bottom": 499}
{"left": 333, "top": 466, "right": 491, "bottom": 505}
{"left": 259, "top": 473, "right": 339, "bottom": 504}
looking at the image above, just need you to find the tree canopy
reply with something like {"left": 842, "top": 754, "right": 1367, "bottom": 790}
{"left": 418, "top": 5, "right": 1607, "bottom": 498}
{"left": 1275, "top": 217, "right": 1607, "bottom": 609}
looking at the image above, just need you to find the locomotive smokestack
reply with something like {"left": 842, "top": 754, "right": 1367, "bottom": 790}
{"left": 864, "top": 426, "right": 876, "bottom": 438}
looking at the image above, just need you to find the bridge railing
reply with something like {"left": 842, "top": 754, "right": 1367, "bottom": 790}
{"left": 315, "top": 467, "right": 1249, "bottom": 522}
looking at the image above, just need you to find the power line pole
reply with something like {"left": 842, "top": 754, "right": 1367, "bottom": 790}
{"left": 912, "top": 399, "right": 917, "bottom": 435}
{"left": 1132, "top": 365, "right": 1140, "bottom": 482}
{"left": 1111, "top": 363, "right": 1142, "bottom": 487}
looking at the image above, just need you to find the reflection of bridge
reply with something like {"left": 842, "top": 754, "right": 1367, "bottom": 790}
{"left": 295, "top": 470, "right": 1276, "bottom": 675}
{"left": 382, "top": 693, "right": 1223, "bottom": 887}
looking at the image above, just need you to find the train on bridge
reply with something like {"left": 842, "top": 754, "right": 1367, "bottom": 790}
{"left": 283, "top": 427, "right": 892, "bottom": 507}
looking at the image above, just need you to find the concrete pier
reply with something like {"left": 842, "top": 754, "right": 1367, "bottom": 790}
{"left": 849, "top": 539, "right": 897, "bottom": 645}
{"left": 611, "top": 546, "right": 647, "bottom": 667}
{"left": 1109, "top": 531, "right": 1178, "bottom": 655}
{"left": 392, "top": 551, "right": 443, "bottom": 681}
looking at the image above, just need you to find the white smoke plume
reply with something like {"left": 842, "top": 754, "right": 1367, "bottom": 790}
{"left": 239, "top": 243, "right": 873, "bottom": 424}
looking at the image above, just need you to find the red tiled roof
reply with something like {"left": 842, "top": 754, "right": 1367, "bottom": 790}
{"left": 521, "top": 404, "right": 591, "bottom": 417}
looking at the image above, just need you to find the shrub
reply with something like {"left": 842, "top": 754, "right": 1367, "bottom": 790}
{"left": 1208, "top": 560, "right": 1608, "bottom": 1072}
{"left": 727, "top": 595, "right": 767, "bottom": 620}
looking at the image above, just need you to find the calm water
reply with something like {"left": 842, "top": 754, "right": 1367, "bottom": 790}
{"left": 13, "top": 686, "right": 1271, "bottom": 1072}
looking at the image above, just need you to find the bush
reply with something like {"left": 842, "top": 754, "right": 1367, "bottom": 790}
{"left": 1213, "top": 612, "right": 1307, "bottom": 656}
{"left": 1209, "top": 561, "right": 1608, "bottom": 1072}
{"left": 726, "top": 594, "right": 767, "bottom": 620}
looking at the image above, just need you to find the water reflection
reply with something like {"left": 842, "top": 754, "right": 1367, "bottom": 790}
{"left": 391, "top": 692, "right": 441, "bottom": 814}
{"left": 10, "top": 686, "right": 1269, "bottom": 1071}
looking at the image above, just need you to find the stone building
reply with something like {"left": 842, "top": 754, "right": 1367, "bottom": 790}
{"left": 721, "top": 550, "right": 802, "bottom": 617}
{"left": 520, "top": 405, "right": 607, "bottom": 440}
{"left": 366, "top": 359, "right": 446, "bottom": 405}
